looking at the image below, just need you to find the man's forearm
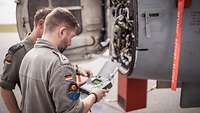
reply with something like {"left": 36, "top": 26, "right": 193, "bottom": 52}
{"left": 1, "top": 88, "right": 21, "bottom": 113}
{"left": 82, "top": 94, "right": 96, "bottom": 113}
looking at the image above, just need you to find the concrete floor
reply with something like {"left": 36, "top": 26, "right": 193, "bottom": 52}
{"left": 0, "top": 32, "right": 200, "bottom": 113}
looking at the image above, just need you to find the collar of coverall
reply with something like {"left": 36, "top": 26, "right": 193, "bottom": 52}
{"left": 22, "top": 33, "right": 34, "bottom": 52}
{"left": 34, "top": 39, "right": 59, "bottom": 52}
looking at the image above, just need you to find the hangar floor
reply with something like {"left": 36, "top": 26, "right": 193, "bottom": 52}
{"left": 0, "top": 32, "right": 200, "bottom": 113}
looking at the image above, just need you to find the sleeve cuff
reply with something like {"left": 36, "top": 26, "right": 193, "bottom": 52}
{"left": 0, "top": 79, "right": 15, "bottom": 90}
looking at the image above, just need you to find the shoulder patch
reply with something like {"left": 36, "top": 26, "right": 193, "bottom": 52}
{"left": 4, "top": 54, "right": 12, "bottom": 64}
{"left": 8, "top": 43, "right": 24, "bottom": 55}
{"left": 67, "top": 81, "right": 80, "bottom": 101}
{"left": 52, "top": 51, "right": 69, "bottom": 65}
{"left": 4, "top": 43, "right": 24, "bottom": 64}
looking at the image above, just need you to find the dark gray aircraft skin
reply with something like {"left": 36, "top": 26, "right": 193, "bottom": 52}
{"left": 16, "top": 0, "right": 200, "bottom": 108}
{"left": 131, "top": 0, "right": 200, "bottom": 83}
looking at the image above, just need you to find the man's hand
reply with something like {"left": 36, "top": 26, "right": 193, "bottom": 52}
{"left": 65, "top": 65, "right": 92, "bottom": 86}
{"left": 76, "top": 75, "right": 89, "bottom": 86}
{"left": 76, "top": 68, "right": 92, "bottom": 86}
{"left": 90, "top": 89, "right": 108, "bottom": 102}
{"left": 77, "top": 66, "right": 93, "bottom": 77}
{"left": 82, "top": 89, "right": 108, "bottom": 113}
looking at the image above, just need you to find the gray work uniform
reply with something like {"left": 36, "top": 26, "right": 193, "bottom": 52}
{"left": 19, "top": 39, "right": 83, "bottom": 113}
{"left": 0, "top": 36, "right": 34, "bottom": 90}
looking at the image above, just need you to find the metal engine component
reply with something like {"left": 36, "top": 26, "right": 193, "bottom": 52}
{"left": 110, "top": 0, "right": 137, "bottom": 75}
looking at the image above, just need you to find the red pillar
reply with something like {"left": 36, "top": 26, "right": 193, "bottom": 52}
{"left": 118, "top": 72, "right": 147, "bottom": 112}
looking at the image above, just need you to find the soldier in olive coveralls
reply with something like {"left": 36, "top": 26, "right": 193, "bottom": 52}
{"left": 0, "top": 8, "right": 52, "bottom": 113}
{"left": 19, "top": 8, "right": 107, "bottom": 113}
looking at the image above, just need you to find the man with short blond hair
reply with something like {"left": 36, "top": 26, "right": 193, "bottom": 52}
{"left": 19, "top": 7, "right": 107, "bottom": 113}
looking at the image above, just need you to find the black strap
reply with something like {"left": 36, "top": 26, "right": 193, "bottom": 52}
{"left": 90, "top": 92, "right": 98, "bottom": 103}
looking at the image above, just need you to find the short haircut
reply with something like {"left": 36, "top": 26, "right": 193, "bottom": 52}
{"left": 34, "top": 8, "right": 52, "bottom": 26}
{"left": 44, "top": 7, "right": 80, "bottom": 34}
